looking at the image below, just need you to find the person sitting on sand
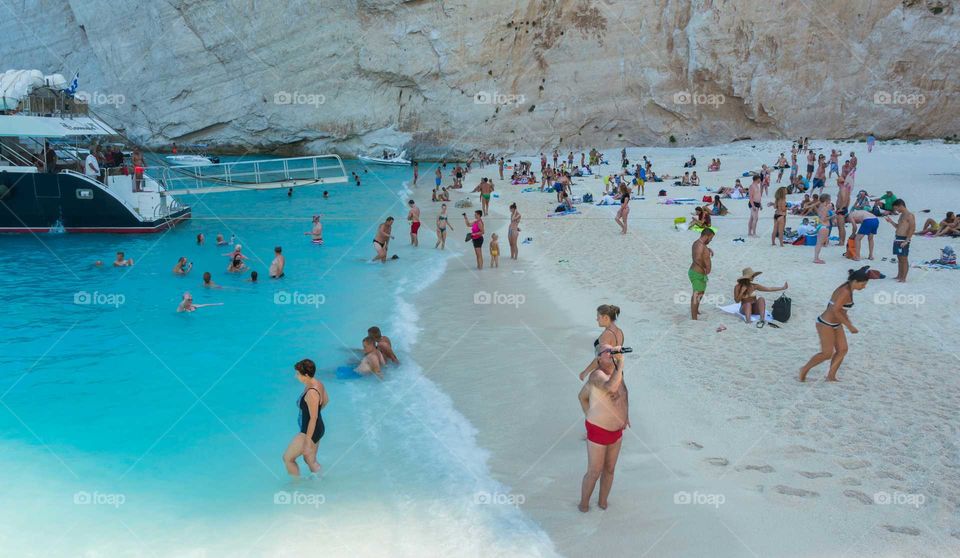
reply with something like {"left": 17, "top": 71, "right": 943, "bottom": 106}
{"left": 355, "top": 336, "right": 384, "bottom": 379}
{"left": 733, "top": 268, "right": 788, "bottom": 326}
{"left": 917, "top": 212, "right": 958, "bottom": 236}
{"left": 796, "top": 217, "right": 817, "bottom": 237}
{"left": 711, "top": 196, "right": 728, "bottom": 216}
{"left": 852, "top": 190, "right": 871, "bottom": 211}
{"left": 680, "top": 172, "right": 691, "bottom": 186}
{"left": 577, "top": 304, "right": 628, "bottom": 513}
{"left": 690, "top": 171, "right": 700, "bottom": 186}
{"left": 791, "top": 194, "right": 811, "bottom": 215}
{"left": 113, "top": 251, "right": 134, "bottom": 267}
{"left": 707, "top": 158, "right": 720, "bottom": 171}
{"left": 368, "top": 326, "right": 399, "bottom": 364}
{"left": 800, "top": 194, "right": 820, "bottom": 216}
{"left": 172, "top": 256, "right": 192, "bottom": 275}
{"left": 683, "top": 155, "right": 696, "bottom": 168}
{"left": 871, "top": 191, "right": 898, "bottom": 216}
{"left": 691, "top": 207, "right": 712, "bottom": 229}
{"left": 799, "top": 267, "right": 871, "bottom": 382}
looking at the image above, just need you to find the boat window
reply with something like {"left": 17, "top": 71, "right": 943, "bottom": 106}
{"left": 76, "top": 189, "right": 93, "bottom": 200}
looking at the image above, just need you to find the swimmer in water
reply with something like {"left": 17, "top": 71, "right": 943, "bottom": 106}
{"left": 224, "top": 244, "right": 248, "bottom": 273}
{"left": 269, "top": 246, "right": 285, "bottom": 279}
{"left": 283, "top": 359, "right": 328, "bottom": 477}
{"left": 202, "top": 271, "right": 221, "bottom": 289}
{"left": 304, "top": 215, "right": 323, "bottom": 244}
{"left": 355, "top": 337, "right": 384, "bottom": 379}
{"left": 196, "top": 233, "right": 204, "bottom": 245}
{"left": 176, "top": 291, "right": 222, "bottom": 312}
{"left": 172, "top": 257, "right": 192, "bottom": 275}
{"left": 216, "top": 234, "right": 228, "bottom": 246}
{"left": 368, "top": 326, "right": 399, "bottom": 364}
{"left": 248, "top": 270, "right": 258, "bottom": 283}
{"left": 323, "top": 191, "right": 329, "bottom": 199}
{"left": 93, "top": 260, "right": 104, "bottom": 267}
{"left": 113, "top": 251, "right": 134, "bottom": 267}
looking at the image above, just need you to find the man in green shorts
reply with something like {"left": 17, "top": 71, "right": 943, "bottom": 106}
{"left": 689, "top": 228, "right": 715, "bottom": 320}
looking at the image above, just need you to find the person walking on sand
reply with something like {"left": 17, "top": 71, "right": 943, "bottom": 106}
{"left": 473, "top": 177, "right": 495, "bottom": 216}
{"left": 435, "top": 203, "right": 452, "bottom": 250}
{"left": 508, "top": 203, "right": 521, "bottom": 260}
{"left": 733, "top": 268, "right": 788, "bottom": 326}
{"left": 813, "top": 194, "right": 832, "bottom": 264}
{"left": 885, "top": 199, "right": 914, "bottom": 282}
{"left": 283, "top": 359, "right": 328, "bottom": 476}
{"left": 435, "top": 167, "right": 442, "bottom": 189}
{"left": 498, "top": 157, "right": 505, "bottom": 180}
{"left": 464, "top": 209, "right": 484, "bottom": 269}
{"left": 748, "top": 175, "right": 762, "bottom": 237}
{"left": 805, "top": 149, "right": 815, "bottom": 181}
{"left": 799, "top": 267, "right": 871, "bottom": 382}
{"left": 813, "top": 154, "right": 827, "bottom": 195}
{"left": 771, "top": 186, "right": 788, "bottom": 246}
{"left": 614, "top": 184, "right": 631, "bottom": 234}
{"left": 407, "top": 199, "right": 421, "bottom": 247}
{"left": 578, "top": 304, "right": 628, "bottom": 512}
{"left": 688, "top": 229, "right": 715, "bottom": 320}
{"left": 373, "top": 217, "right": 394, "bottom": 263}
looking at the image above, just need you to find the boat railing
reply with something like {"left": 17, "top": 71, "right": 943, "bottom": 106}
{"left": 146, "top": 154, "right": 348, "bottom": 194}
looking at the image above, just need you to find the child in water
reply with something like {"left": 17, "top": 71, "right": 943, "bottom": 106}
{"left": 489, "top": 233, "right": 500, "bottom": 268}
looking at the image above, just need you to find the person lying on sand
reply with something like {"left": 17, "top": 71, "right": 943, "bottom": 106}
{"left": 917, "top": 212, "right": 959, "bottom": 236}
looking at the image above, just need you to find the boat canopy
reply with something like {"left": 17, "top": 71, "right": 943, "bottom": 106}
{"left": 0, "top": 115, "right": 118, "bottom": 138}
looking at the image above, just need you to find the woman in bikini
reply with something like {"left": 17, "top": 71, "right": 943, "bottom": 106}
{"left": 771, "top": 186, "right": 788, "bottom": 246}
{"left": 283, "top": 359, "right": 329, "bottom": 476}
{"left": 435, "top": 204, "right": 452, "bottom": 249}
{"left": 799, "top": 267, "right": 870, "bottom": 382}
{"left": 578, "top": 304, "right": 628, "bottom": 512}
{"left": 733, "top": 268, "right": 788, "bottom": 326}
{"left": 813, "top": 194, "right": 832, "bottom": 264}
{"left": 508, "top": 203, "right": 521, "bottom": 259}
{"left": 614, "top": 184, "right": 630, "bottom": 234}
{"left": 464, "top": 210, "right": 484, "bottom": 269}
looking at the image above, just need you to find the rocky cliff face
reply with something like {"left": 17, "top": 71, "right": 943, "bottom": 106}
{"left": 2, "top": 0, "right": 958, "bottom": 157}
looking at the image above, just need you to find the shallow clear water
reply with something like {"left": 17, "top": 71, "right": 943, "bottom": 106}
{"left": 0, "top": 160, "right": 555, "bottom": 557}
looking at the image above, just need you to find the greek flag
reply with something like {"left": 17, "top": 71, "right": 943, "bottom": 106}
{"left": 65, "top": 72, "right": 79, "bottom": 97}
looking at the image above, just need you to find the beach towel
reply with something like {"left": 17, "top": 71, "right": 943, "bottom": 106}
{"left": 719, "top": 302, "right": 773, "bottom": 323}
{"left": 548, "top": 209, "right": 580, "bottom": 217}
{"left": 520, "top": 187, "right": 540, "bottom": 193}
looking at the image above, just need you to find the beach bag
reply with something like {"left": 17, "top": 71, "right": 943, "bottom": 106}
{"left": 844, "top": 237, "right": 856, "bottom": 259}
{"left": 772, "top": 294, "right": 791, "bottom": 323}
{"left": 464, "top": 233, "right": 472, "bottom": 243}
{"left": 702, "top": 196, "right": 712, "bottom": 202}
{"left": 658, "top": 189, "right": 667, "bottom": 197}
{"left": 583, "top": 193, "right": 593, "bottom": 203}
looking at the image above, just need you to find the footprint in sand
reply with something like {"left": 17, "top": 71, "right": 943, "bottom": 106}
{"left": 727, "top": 416, "right": 751, "bottom": 422}
{"left": 882, "top": 525, "right": 920, "bottom": 536}
{"left": 705, "top": 457, "right": 729, "bottom": 467}
{"left": 840, "top": 477, "right": 862, "bottom": 486}
{"left": 774, "top": 485, "right": 819, "bottom": 498}
{"left": 838, "top": 459, "right": 872, "bottom": 470}
{"left": 877, "top": 471, "right": 905, "bottom": 481}
{"left": 741, "top": 464, "right": 775, "bottom": 473}
{"left": 798, "top": 471, "right": 833, "bottom": 479}
{"left": 843, "top": 490, "right": 874, "bottom": 505}
{"left": 783, "top": 445, "right": 817, "bottom": 456}
{"left": 684, "top": 441, "right": 703, "bottom": 450}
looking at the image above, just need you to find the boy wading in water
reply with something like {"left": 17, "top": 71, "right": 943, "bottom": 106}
{"left": 688, "top": 229, "right": 715, "bottom": 320}
{"left": 407, "top": 200, "right": 421, "bottom": 247}
{"left": 885, "top": 199, "right": 914, "bottom": 282}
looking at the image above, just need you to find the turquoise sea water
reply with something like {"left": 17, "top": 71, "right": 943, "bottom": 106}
{"left": 0, "top": 160, "right": 555, "bottom": 557}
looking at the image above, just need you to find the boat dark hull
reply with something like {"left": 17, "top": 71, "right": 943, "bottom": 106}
{"left": 0, "top": 170, "right": 190, "bottom": 233}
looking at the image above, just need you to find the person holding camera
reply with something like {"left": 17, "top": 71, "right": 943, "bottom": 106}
{"left": 577, "top": 304, "right": 629, "bottom": 512}
{"left": 172, "top": 256, "right": 192, "bottom": 275}
{"left": 464, "top": 210, "right": 484, "bottom": 269}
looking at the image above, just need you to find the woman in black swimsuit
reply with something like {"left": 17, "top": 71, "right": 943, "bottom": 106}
{"left": 771, "top": 186, "right": 788, "bottom": 247}
{"left": 283, "top": 359, "right": 329, "bottom": 476}
{"left": 799, "top": 267, "right": 870, "bottom": 382}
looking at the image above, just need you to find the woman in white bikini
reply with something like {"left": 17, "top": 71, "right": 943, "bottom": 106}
{"left": 799, "top": 267, "right": 870, "bottom": 382}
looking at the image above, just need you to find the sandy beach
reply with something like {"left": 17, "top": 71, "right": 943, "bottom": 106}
{"left": 408, "top": 140, "right": 960, "bottom": 557}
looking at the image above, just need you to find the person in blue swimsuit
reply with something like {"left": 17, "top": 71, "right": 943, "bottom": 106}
{"left": 283, "top": 359, "right": 329, "bottom": 476}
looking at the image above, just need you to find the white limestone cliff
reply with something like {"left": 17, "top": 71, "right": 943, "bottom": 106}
{"left": 1, "top": 0, "right": 957, "bottom": 157}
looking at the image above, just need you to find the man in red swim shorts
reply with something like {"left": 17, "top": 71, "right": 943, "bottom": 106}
{"left": 407, "top": 199, "right": 421, "bottom": 247}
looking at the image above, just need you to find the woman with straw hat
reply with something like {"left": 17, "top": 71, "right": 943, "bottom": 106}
{"left": 733, "top": 267, "right": 788, "bottom": 327}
